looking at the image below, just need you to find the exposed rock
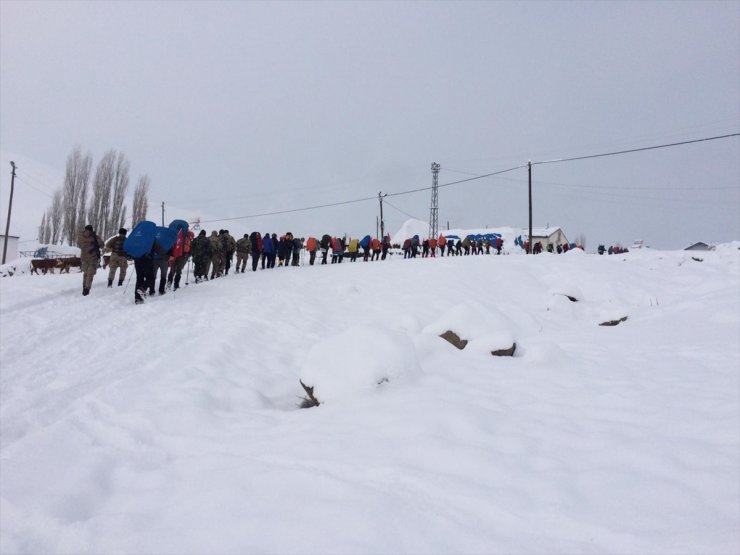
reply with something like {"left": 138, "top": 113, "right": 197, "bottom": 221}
{"left": 439, "top": 330, "right": 468, "bottom": 350}
{"left": 691, "top": 257, "right": 703, "bottom": 262}
{"left": 599, "top": 316, "right": 628, "bottom": 327}
{"left": 299, "top": 379, "right": 320, "bottom": 408}
{"left": 491, "top": 343, "right": 516, "bottom": 357}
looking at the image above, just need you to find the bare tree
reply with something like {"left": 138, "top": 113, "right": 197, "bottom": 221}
{"left": 119, "top": 205, "right": 127, "bottom": 232}
{"left": 38, "top": 212, "right": 49, "bottom": 244}
{"left": 76, "top": 175, "right": 88, "bottom": 241}
{"left": 88, "top": 150, "right": 115, "bottom": 238}
{"left": 131, "top": 175, "right": 150, "bottom": 227}
{"left": 50, "top": 189, "right": 63, "bottom": 244}
{"left": 62, "top": 147, "right": 92, "bottom": 245}
{"left": 109, "top": 152, "right": 130, "bottom": 237}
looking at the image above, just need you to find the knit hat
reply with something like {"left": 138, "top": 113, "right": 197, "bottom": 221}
{"left": 84, "top": 225, "right": 93, "bottom": 231}
{"left": 119, "top": 228, "right": 127, "bottom": 235}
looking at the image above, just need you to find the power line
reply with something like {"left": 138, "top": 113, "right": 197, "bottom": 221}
{"left": 532, "top": 133, "right": 740, "bottom": 166}
{"left": 385, "top": 164, "right": 528, "bottom": 200}
{"left": 479, "top": 173, "right": 738, "bottom": 192}
{"left": 384, "top": 199, "right": 420, "bottom": 221}
{"left": 197, "top": 164, "right": 527, "bottom": 224}
{"left": 16, "top": 176, "right": 53, "bottom": 198}
{"left": 190, "top": 132, "right": 739, "bottom": 225}
{"left": 198, "top": 194, "right": 377, "bottom": 224}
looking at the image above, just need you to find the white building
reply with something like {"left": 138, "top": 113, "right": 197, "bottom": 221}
{"left": 0, "top": 234, "right": 19, "bottom": 264}
{"left": 530, "top": 227, "right": 569, "bottom": 249}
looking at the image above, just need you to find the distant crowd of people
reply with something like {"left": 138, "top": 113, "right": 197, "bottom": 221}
{"left": 76, "top": 222, "right": 597, "bottom": 305}
{"left": 598, "top": 244, "right": 630, "bottom": 255}
{"left": 399, "top": 234, "right": 505, "bottom": 257}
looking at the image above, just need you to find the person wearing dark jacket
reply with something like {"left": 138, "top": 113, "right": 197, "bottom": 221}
{"left": 292, "top": 237, "right": 302, "bottom": 266}
{"left": 320, "top": 234, "right": 331, "bottom": 265}
{"left": 250, "top": 231, "right": 262, "bottom": 272}
{"left": 190, "top": 230, "right": 211, "bottom": 283}
{"left": 261, "top": 232, "right": 273, "bottom": 269}
{"left": 269, "top": 233, "right": 279, "bottom": 268}
{"left": 134, "top": 240, "right": 163, "bottom": 304}
{"left": 381, "top": 236, "right": 390, "bottom": 260}
{"left": 150, "top": 242, "right": 170, "bottom": 295}
{"left": 277, "top": 236, "right": 290, "bottom": 267}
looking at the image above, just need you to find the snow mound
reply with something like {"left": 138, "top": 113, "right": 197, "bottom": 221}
{"left": 391, "top": 218, "right": 428, "bottom": 243}
{"left": 423, "top": 301, "right": 516, "bottom": 353}
{"left": 520, "top": 340, "right": 569, "bottom": 365}
{"left": 299, "top": 325, "right": 422, "bottom": 404}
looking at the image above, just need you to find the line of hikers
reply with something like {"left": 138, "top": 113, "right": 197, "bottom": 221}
{"left": 188, "top": 232, "right": 395, "bottom": 282}
{"left": 400, "top": 235, "right": 505, "bottom": 258}
{"left": 598, "top": 244, "right": 630, "bottom": 255}
{"left": 79, "top": 221, "right": 515, "bottom": 305}
{"left": 78, "top": 222, "right": 196, "bottom": 303}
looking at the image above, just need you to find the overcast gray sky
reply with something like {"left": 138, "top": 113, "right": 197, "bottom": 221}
{"left": 1, "top": 0, "right": 738, "bottom": 249}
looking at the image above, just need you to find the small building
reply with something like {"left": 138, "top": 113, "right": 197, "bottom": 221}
{"left": 0, "top": 234, "right": 19, "bottom": 264}
{"left": 684, "top": 242, "right": 714, "bottom": 251}
{"left": 530, "top": 227, "right": 569, "bottom": 249}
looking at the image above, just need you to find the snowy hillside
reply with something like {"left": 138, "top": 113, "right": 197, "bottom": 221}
{"left": 1, "top": 246, "right": 739, "bottom": 554}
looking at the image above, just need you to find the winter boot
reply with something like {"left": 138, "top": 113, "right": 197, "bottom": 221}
{"left": 107, "top": 279, "right": 113, "bottom": 288}
{"left": 118, "top": 279, "right": 124, "bottom": 286}
{"left": 82, "top": 286, "right": 90, "bottom": 296}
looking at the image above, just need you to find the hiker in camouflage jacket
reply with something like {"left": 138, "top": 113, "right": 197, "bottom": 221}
{"left": 190, "top": 230, "right": 211, "bottom": 282}
{"left": 235, "top": 234, "right": 251, "bottom": 273}
{"left": 105, "top": 228, "right": 128, "bottom": 287}
{"left": 78, "top": 224, "right": 104, "bottom": 296}
{"left": 221, "top": 230, "right": 237, "bottom": 275}
{"left": 209, "top": 230, "right": 224, "bottom": 279}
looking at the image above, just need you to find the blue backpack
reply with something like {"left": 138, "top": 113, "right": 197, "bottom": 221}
{"left": 154, "top": 226, "right": 178, "bottom": 255}
{"left": 360, "top": 235, "right": 371, "bottom": 249}
{"left": 124, "top": 221, "right": 157, "bottom": 258}
{"left": 168, "top": 219, "right": 189, "bottom": 234}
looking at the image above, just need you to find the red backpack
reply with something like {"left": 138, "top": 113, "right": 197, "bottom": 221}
{"left": 173, "top": 230, "right": 184, "bottom": 258}
{"left": 184, "top": 231, "right": 194, "bottom": 254}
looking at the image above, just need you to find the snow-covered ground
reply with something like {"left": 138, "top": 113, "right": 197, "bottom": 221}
{"left": 1, "top": 244, "right": 738, "bottom": 554}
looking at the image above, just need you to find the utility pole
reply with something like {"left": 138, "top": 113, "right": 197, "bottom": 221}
{"left": 428, "top": 162, "right": 440, "bottom": 239}
{"left": 161, "top": 201, "right": 165, "bottom": 226}
{"left": 528, "top": 161, "right": 532, "bottom": 254}
{"left": 2, "top": 161, "right": 17, "bottom": 265}
{"left": 378, "top": 192, "right": 387, "bottom": 240}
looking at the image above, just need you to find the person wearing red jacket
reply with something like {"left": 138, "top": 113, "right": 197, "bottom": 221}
{"left": 306, "top": 236, "right": 318, "bottom": 266}
{"left": 371, "top": 237, "right": 381, "bottom": 261}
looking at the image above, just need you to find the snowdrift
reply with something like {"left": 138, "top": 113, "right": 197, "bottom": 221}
{"left": 1, "top": 245, "right": 738, "bottom": 554}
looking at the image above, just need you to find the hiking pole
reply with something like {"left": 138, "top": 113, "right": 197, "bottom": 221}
{"left": 122, "top": 271, "right": 133, "bottom": 295}
{"left": 185, "top": 257, "right": 190, "bottom": 285}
